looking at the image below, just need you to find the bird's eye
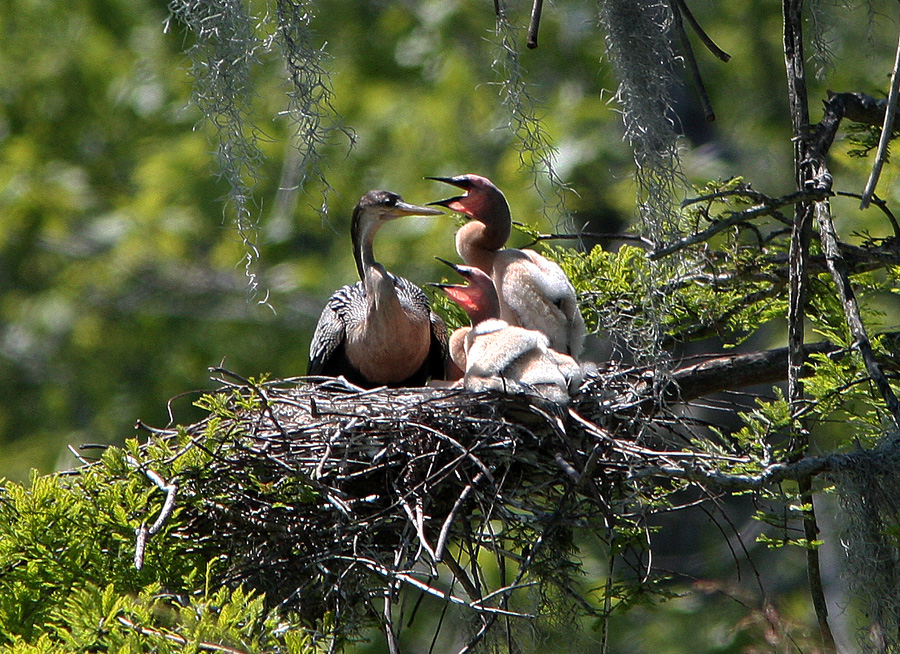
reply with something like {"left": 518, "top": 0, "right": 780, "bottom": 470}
{"left": 384, "top": 195, "right": 397, "bottom": 207}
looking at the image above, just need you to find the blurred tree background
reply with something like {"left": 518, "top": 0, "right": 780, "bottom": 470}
{"left": 2, "top": 0, "right": 900, "bottom": 651}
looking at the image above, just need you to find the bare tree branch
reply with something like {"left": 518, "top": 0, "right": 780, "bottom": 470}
{"left": 861, "top": 24, "right": 900, "bottom": 208}
{"left": 782, "top": 1, "right": 836, "bottom": 647}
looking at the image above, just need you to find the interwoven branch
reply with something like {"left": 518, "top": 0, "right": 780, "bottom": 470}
{"left": 127, "top": 336, "right": 872, "bottom": 651}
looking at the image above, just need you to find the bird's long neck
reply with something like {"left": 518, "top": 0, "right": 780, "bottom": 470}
{"left": 352, "top": 212, "right": 403, "bottom": 322}
{"left": 352, "top": 210, "right": 379, "bottom": 280}
{"left": 456, "top": 211, "right": 511, "bottom": 274}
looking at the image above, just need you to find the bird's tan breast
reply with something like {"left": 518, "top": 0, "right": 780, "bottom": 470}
{"left": 345, "top": 306, "right": 432, "bottom": 385}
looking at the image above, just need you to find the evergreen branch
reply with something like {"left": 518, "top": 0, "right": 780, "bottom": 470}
{"left": 652, "top": 188, "right": 829, "bottom": 260}
{"left": 814, "top": 202, "right": 900, "bottom": 427}
{"left": 523, "top": 231, "right": 655, "bottom": 249}
{"left": 117, "top": 616, "right": 251, "bottom": 654}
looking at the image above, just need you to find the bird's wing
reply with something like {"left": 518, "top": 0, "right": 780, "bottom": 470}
{"left": 391, "top": 273, "right": 450, "bottom": 383}
{"left": 427, "top": 309, "right": 450, "bottom": 380}
{"left": 497, "top": 250, "right": 586, "bottom": 357}
{"left": 307, "top": 283, "right": 359, "bottom": 376}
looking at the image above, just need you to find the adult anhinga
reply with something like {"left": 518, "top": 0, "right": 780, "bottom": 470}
{"left": 307, "top": 190, "right": 448, "bottom": 388}
{"left": 433, "top": 258, "right": 583, "bottom": 403}
{"left": 427, "top": 174, "right": 586, "bottom": 359}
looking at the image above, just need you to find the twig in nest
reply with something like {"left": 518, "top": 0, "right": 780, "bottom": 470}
{"left": 441, "top": 550, "right": 482, "bottom": 601}
{"left": 354, "top": 555, "right": 528, "bottom": 617}
{"left": 434, "top": 473, "right": 481, "bottom": 562}
{"left": 67, "top": 444, "right": 93, "bottom": 467}
{"left": 209, "top": 366, "right": 288, "bottom": 438}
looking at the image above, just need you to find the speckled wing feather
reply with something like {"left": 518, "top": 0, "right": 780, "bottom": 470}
{"left": 427, "top": 308, "right": 449, "bottom": 380}
{"left": 307, "top": 281, "right": 364, "bottom": 379}
{"left": 392, "top": 273, "right": 449, "bottom": 385}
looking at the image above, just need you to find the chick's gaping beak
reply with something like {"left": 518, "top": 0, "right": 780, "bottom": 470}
{"left": 429, "top": 257, "right": 473, "bottom": 297}
{"left": 434, "top": 256, "right": 471, "bottom": 278}
{"left": 428, "top": 281, "right": 480, "bottom": 315}
{"left": 426, "top": 195, "right": 465, "bottom": 209}
{"left": 425, "top": 176, "right": 473, "bottom": 209}
{"left": 425, "top": 175, "right": 473, "bottom": 189}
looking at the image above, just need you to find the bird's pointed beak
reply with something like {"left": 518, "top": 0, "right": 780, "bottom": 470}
{"left": 426, "top": 195, "right": 465, "bottom": 209}
{"left": 426, "top": 176, "right": 472, "bottom": 209}
{"left": 434, "top": 256, "right": 469, "bottom": 277}
{"left": 425, "top": 175, "right": 471, "bottom": 189}
{"left": 389, "top": 200, "right": 444, "bottom": 218}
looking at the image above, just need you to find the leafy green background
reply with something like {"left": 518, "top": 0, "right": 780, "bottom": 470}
{"left": 2, "top": 0, "right": 900, "bottom": 651}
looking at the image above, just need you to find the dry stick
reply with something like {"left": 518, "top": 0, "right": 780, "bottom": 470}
{"left": 860, "top": 15, "right": 900, "bottom": 209}
{"left": 670, "top": 0, "right": 716, "bottom": 122}
{"left": 455, "top": 494, "right": 570, "bottom": 654}
{"left": 811, "top": 90, "right": 900, "bottom": 426}
{"left": 782, "top": 0, "right": 837, "bottom": 649}
{"left": 672, "top": 0, "right": 731, "bottom": 62}
{"left": 126, "top": 455, "right": 178, "bottom": 570}
{"left": 434, "top": 476, "right": 480, "bottom": 562}
{"left": 384, "top": 553, "right": 401, "bottom": 654}
{"left": 441, "top": 551, "right": 482, "bottom": 602}
{"left": 526, "top": 0, "right": 543, "bottom": 49}
{"left": 353, "top": 556, "right": 528, "bottom": 617}
{"left": 117, "top": 616, "right": 250, "bottom": 654}
{"left": 814, "top": 201, "right": 900, "bottom": 427}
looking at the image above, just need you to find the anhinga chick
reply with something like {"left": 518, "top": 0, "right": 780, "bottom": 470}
{"left": 428, "top": 173, "right": 586, "bottom": 359}
{"left": 433, "top": 258, "right": 583, "bottom": 403}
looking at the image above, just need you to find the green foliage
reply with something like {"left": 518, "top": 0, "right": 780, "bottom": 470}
{"left": 846, "top": 122, "right": 893, "bottom": 159}
{"left": 551, "top": 236, "right": 788, "bottom": 348}
{"left": 2, "top": 0, "right": 900, "bottom": 651}
{"left": 0, "top": 453, "right": 321, "bottom": 653}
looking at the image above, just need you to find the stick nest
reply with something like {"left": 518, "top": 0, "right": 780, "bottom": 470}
{"left": 141, "top": 367, "right": 721, "bottom": 645}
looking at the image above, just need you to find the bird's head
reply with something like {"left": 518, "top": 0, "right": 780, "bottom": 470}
{"left": 355, "top": 190, "right": 444, "bottom": 225}
{"left": 430, "top": 256, "right": 499, "bottom": 323}
{"left": 426, "top": 174, "right": 507, "bottom": 222}
{"left": 351, "top": 190, "right": 443, "bottom": 279}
